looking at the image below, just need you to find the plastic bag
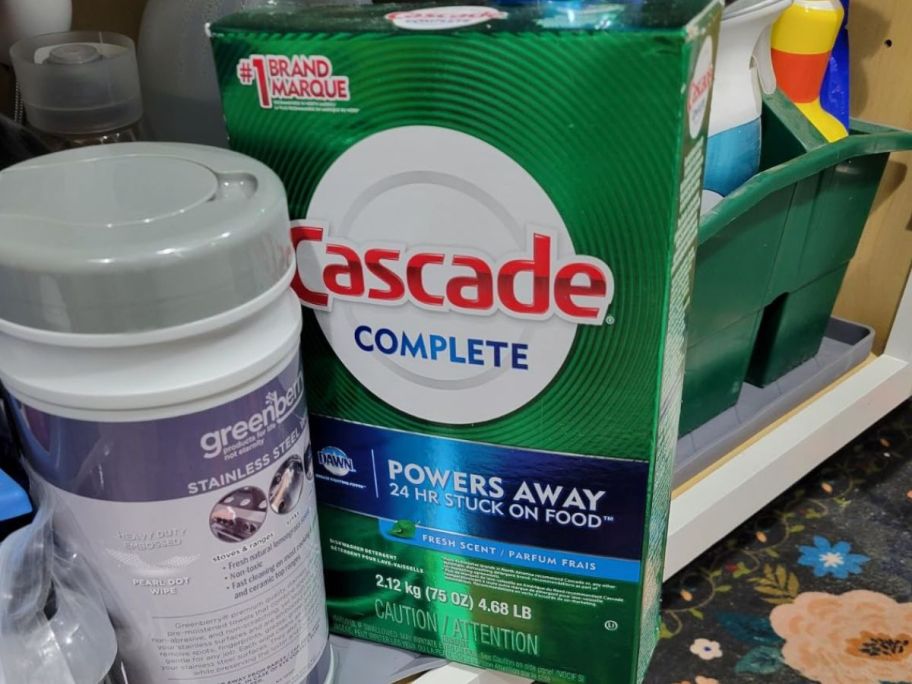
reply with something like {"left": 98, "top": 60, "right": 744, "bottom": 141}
{"left": 0, "top": 485, "right": 117, "bottom": 684}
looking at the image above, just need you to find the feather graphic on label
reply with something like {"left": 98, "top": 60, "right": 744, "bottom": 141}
{"left": 104, "top": 549, "right": 198, "bottom": 577}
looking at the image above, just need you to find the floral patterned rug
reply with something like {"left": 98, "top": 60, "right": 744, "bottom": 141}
{"left": 646, "top": 400, "right": 912, "bottom": 684}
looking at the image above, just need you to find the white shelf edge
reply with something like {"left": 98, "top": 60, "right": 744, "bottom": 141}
{"left": 414, "top": 663, "right": 532, "bottom": 684}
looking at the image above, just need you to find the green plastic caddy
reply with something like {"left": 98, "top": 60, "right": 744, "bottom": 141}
{"left": 680, "top": 92, "right": 912, "bottom": 435}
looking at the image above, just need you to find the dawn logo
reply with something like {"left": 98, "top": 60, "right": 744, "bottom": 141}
{"left": 318, "top": 447, "right": 357, "bottom": 478}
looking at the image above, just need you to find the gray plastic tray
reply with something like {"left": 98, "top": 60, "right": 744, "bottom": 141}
{"left": 674, "top": 317, "right": 874, "bottom": 488}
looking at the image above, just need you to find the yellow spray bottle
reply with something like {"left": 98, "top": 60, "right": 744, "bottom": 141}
{"left": 771, "top": 0, "right": 848, "bottom": 141}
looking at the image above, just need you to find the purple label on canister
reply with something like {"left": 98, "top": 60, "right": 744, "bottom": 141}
{"left": 10, "top": 358, "right": 308, "bottom": 503}
{"left": 6, "top": 355, "right": 332, "bottom": 684}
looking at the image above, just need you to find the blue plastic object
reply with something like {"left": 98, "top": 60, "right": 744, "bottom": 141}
{"left": 0, "top": 396, "right": 31, "bottom": 536}
{"left": 0, "top": 468, "right": 31, "bottom": 522}
{"left": 821, "top": 0, "right": 850, "bottom": 129}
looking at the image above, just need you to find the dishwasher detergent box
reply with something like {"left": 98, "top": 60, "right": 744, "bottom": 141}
{"left": 211, "top": 2, "right": 720, "bottom": 681}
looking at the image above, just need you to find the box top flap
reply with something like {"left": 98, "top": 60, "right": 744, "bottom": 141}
{"left": 212, "top": 1, "right": 718, "bottom": 35}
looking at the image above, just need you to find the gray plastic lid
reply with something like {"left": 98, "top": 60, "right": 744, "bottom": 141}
{"left": 10, "top": 31, "right": 142, "bottom": 136}
{"left": 0, "top": 143, "right": 293, "bottom": 335}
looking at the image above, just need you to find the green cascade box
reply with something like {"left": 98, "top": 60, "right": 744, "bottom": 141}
{"left": 211, "top": 2, "right": 720, "bottom": 681}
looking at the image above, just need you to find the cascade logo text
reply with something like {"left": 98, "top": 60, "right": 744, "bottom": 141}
{"left": 385, "top": 6, "right": 508, "bottom": 30}
{"left": 291, "top": 223, "right": 614, "bottom": 326}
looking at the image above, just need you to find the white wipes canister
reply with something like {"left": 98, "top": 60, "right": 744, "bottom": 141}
{"left": 0, "top": 143, "right": 333, "bottom": 684}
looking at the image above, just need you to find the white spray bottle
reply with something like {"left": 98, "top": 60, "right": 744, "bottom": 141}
{"left": 703, "top": 0, "right": 793, "bottom": 213}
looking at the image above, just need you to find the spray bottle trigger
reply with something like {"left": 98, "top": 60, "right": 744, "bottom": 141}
{"left": 754, "top": 24, "right": 778, "bottom": 95}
